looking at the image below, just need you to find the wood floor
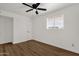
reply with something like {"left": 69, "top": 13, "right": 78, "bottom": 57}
{"left": 0, "top": 40, "right": 79, "bottom": 56}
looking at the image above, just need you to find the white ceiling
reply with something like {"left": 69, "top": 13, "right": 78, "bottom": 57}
{"left": 0, "top": 3, "right": 73, "bottom": 17}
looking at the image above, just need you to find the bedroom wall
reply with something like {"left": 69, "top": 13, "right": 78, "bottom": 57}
{"left": 32, "top": 4, "right": 79, "bottom": 53}
{"left": 0, "top": 10, "right": 32, "bottom": 44}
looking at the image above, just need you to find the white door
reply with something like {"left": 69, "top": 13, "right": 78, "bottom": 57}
{"left": 0, "top": 15, "right": 13, "bottom": 44}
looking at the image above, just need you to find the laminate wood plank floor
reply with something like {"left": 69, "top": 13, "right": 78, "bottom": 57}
{"left": 0, "top": 40, "right": 79, "bottom": 56}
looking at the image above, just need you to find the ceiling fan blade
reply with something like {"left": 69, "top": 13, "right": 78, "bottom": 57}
{"left": 22, "top": 3, "right": 33, "bottom": 8}
{"left": 36, "top": 3, "right": 40, "bottom": 8}
{"left": 35, "top": 11, "right": 38, "bottom": 14}
{"left": 37, "top": 8, "right": 47, "bottom": 11}
{"left": 26, "top": 9, "right": 33, "bottom": 12}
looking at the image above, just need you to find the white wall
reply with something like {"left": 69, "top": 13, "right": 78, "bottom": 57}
{"left": 0, "top": 10, "right": 32, "bottom": 44}
{"left": 13, "top": 15, "right": 32, "bottom": 43}
{"left": 32, "top": 4, "right": 79, "bottom": 53}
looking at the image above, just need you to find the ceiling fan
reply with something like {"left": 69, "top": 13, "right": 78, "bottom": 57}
{"left": 22, "top": 3, "right": 47, "bottom": 14}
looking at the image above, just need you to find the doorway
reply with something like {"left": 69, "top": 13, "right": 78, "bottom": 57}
{"left": 0, "top": 15, "right": 13, "bottom": 44}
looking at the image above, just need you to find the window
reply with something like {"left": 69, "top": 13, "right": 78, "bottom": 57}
{"left": 47, "top": 14, "right": 64, "bottom": 29}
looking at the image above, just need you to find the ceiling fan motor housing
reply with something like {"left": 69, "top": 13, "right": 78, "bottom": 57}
{"left": 32, "top": 4, "right": 37, "bottom": 9}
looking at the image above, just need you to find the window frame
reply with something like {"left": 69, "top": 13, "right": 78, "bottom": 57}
{"left": 47, "top": 14, "right": 64, "bottom": 29}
